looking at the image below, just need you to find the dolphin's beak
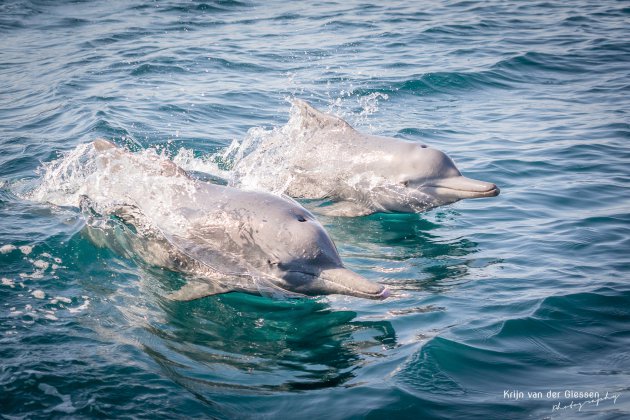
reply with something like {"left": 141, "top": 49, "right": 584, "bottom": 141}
{"left": 317, "top": 268, "right": 390, "bottom": 300}
{"left": 429, "top": 176, "right": 500, "bottom": 199}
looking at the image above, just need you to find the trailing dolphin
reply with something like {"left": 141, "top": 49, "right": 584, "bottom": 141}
{"left": 78, "top": 139, "right": 389, "bottom": 300}
{"left": 230, "top": 100, "right": 499, "bottom": 217}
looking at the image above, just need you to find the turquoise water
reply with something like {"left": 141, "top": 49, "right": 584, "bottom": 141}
{"left": 1, "top": 0, "right": 630, "bottom": 418}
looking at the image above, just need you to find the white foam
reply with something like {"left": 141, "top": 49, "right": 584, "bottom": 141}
{"left": 19, "top": 271, "right": 44, "bottom": 280}
{"left": 31, "top": 290, "right": 46, "bottom": 299}
{"left": 19, "top": 245, "right": 33, "bottom": 255}
{"left": 33, "top": 260, "right": 50, "bottom": 270}
{"left": 0, "top": 244, "right": 16, "bottom": 254}
{"left": 53, "top": 296, "right": 72, "bottom": 304}
{"left": 68, "top": 298, "right": 90, "bottom": 313}
{"left": 1, "top": 278, "right": 15, "bottom": 288}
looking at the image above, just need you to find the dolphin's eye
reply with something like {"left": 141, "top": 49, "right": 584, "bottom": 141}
{"left": 401, "top": 180, "right": 409, "bottom": 187}
{"left": 297, "top": 215, "right": 307, "bottom": 222}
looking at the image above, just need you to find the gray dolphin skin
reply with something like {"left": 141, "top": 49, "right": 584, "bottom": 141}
{"left": 83, "top": 139, "right": 388, "bottom": 300}
{"left": 283, "top": 100, "right": 500, "bottom": 217}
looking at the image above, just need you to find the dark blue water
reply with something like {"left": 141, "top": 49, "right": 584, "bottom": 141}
{"left": 1, "top": 1, "right": 629, "bottom": 418}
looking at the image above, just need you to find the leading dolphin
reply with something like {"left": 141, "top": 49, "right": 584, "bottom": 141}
{"left": 81, "top": 139, "right": 388, "bottom": 300}
{"left": 231, "top": 100, "right": 500, "bottom": 217}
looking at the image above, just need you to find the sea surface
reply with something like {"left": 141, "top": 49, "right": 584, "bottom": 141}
{"left": 1, "top": 1, "right": 629, "bottom": 418}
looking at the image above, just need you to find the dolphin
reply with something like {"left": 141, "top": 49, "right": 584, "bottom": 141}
{"left": 231, "top": 100, "right": 499, "bottom": 217}
{"left": 80, "top": 139, "right": 388, "bottom": 300}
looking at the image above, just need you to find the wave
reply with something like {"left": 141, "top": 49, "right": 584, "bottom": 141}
{"left": 153, "top": 0, "right": 252, "bottom": 14}
{"left": 395, "top": 70, "right": 514, "bottom": 93}
{"left": 492, "top": 51, "right": 591, "bottom": 75}
{"left": 396, "top": 290, "right": 630, "bottom": 395}
{"left": 130, "top": 63, "right": 188, "bottom": 77}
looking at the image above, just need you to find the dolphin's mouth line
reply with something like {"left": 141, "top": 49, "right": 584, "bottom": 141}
{"left": 424, "top": 183, "right": 500, "bottom": 198}
{"left": 284, "top": 270, "right": 389, "bottom": 299}
{"left": 318, "top": 277, "right": 388, "bottom": 299}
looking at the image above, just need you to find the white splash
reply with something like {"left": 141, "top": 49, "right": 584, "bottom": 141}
{"left": 224, "top": 122, "right": 302, "bottom": 195}
{"left": 29, "top": 142, "right": 195, "bottom": 231}
{"left": 29, "top": 143, "right": 96, "bottom": 207}
{"left": 172, "top": 147, "right": 229, "bottom": 179}
{"left": 327, "top": 92, "right": 389, "bottom": 130}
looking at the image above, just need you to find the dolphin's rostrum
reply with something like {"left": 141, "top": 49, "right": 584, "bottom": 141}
{"left": 82, "top": 139, "right": 388, "bottom": 301}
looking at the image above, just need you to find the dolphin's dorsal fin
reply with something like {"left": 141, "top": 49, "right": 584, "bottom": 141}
{"left": 293, "top": 99, "right": 353, "bottom": 132}
{"left": 92, "top": 138, "right": 191, "bottom": 180}
{"left": 167, "top": 278, "right": 235, "bottom": 301}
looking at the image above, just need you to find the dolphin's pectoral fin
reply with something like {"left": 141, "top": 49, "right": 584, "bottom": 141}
{"left": 167, "top": 278, "right": 235, "bottom": 301}
{"left": 292, "top": 99, "right": 353, "bottom": 132}
{"left": 315, "top": 201, "right": 375, "bottom": 217}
